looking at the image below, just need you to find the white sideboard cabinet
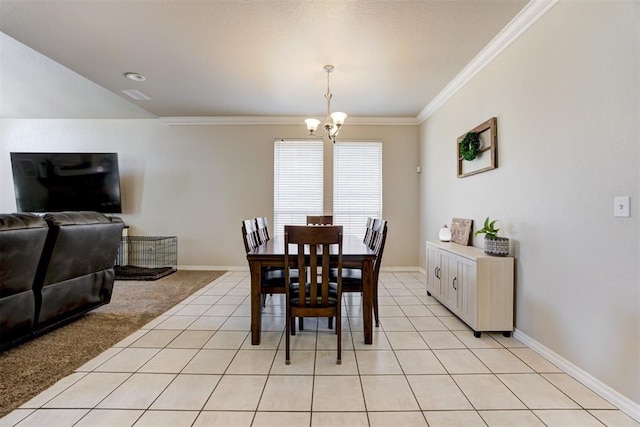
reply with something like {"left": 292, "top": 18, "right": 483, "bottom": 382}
{"left": 426, "top": 241, "right": 514, "bottom": 337}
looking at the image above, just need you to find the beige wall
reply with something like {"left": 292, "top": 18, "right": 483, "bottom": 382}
{"left": 419, "top": 0, "right": 639, "bottom": 407}
{"left": 0, "top": 120, "right": 419, "bottom": 269}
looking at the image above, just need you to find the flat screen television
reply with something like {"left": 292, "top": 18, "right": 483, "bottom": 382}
{"left": 10, "top": 152, "right": 123, "bottom": 213}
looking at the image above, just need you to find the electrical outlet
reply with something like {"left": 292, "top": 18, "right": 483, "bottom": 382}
{"left": 614, "top": 196, "right": 630, "bottom": 217}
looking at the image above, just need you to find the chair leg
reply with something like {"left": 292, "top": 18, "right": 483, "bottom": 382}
{"left": 285, "top": 312, "right": 291, "bottom": 365}
{"left": 298, "top": 317, "right": 304, "bottom": 331}
{"left": 374, "top": 284, "right": 380, "bottom": 327}
{"left": 336, "top": 312, "right": 342, "bottom": 365}
{"left": 291, "top": 316, "right": 296, "bottom": 335}
{"left": 328, "top": 316, "right": 333, "bottom": 330}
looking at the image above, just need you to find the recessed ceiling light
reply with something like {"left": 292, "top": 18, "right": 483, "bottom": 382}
{"left": 124, "top": 72, "right": 146, "bottom": 82}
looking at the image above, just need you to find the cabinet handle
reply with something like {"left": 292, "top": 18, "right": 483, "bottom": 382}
{"left": 452, "top": 277, "right": 457, "bottom": 290}
{"left": 435, "top": 267, "right": 440, "bottom": 279}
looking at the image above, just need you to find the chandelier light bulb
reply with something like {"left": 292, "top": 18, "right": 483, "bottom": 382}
{"left": 330, "top": 112, "right": 347, "bottom": 126}
{"left": 305, "top": 118, "right": 321, "bottom": 134}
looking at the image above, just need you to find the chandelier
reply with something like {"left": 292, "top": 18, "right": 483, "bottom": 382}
{"left": 304, "top": 64, "right": 347, "bottom": 143}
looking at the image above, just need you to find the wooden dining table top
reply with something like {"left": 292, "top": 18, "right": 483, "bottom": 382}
{"left": 247, "top": 234, "right": 377, "bottom": 259}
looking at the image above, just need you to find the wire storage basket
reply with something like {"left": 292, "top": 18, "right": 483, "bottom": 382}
{"left": 115, "top": 236, "right": 177, "bottom": 280}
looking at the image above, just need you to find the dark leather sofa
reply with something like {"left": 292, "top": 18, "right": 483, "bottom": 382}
{"left": 0, "top": 211, "right": 124, "bottom": 350}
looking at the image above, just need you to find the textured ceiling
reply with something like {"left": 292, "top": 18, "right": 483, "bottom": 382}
{"left": 0, "top": 0, "right": 529, "bottom": 119}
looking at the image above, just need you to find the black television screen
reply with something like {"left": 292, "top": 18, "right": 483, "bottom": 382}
{"left": 10, "top": 152, "right": 123, "bottom": 213}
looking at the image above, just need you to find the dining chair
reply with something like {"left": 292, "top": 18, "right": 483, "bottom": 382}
{"left": 332, "top": 219, "right": 387, "bottom": 327}
{"left": 254, "top": 216, "right": 299, "bottom": 294}
{"left": 369, "top": 219, "right": 388, "bottom": 326}
{"left": 306, "top": 215, "right": 333, "bottom": 225}
{"left": 330, "top": 216, "right": 376, "bottom": 287}
{"left": 284, "top": 225, "right": 343, "bottom": 365}
{"left": 241, "top": 218, "right": 260, "bottom": 253}
{"left": 242, "top": 218, "right": 293, "bottom": 308}
{"left": 255, "top": 216, "right": 270, "bottom": 244}
{"left": 338, "top": 216, "right": 375, "bottom": 284}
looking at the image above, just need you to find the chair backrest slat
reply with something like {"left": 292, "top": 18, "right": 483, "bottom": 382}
{"left": 298, "top": 249, "right": 307, "bottom": 305}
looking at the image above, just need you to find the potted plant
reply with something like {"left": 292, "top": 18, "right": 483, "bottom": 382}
{"left": 474, "top": 217, "right": 510, "bottom": 256}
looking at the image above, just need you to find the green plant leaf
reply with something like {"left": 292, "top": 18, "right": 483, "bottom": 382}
{"left": 476, "top": 217, "right": 501, "bottom": 237}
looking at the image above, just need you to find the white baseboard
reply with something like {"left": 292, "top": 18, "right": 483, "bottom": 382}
{"left": 514, "top": 329, "right": 640, "bottom": 422}
{"left": 179, "top": 265, "right": 423, "bottom": 273}
{"left": 178, "top": 265, "right": 248, "bottom": 272}
{"left": 380, "top": 266, "right": 421, "bottom": 273}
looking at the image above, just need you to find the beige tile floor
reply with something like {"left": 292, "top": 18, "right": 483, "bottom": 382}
{"left": 1, "top": 271, "right": 638, "bottom": 427}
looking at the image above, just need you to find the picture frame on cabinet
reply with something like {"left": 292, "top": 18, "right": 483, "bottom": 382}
{"left": 450, "top": 218, "right": 473, "bottom": 245}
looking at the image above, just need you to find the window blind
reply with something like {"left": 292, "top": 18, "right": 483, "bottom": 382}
{"left": 333, "top": 141, "right": 382, "bottom": 237}
{"left": 273, "top": 139, "right": 324, "bottom": 235}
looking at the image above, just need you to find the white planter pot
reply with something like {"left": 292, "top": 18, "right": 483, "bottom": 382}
{"left": 484, "top": 237, "right": 510, "bottom": 256}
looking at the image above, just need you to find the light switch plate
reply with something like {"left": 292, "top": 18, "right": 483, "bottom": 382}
{"left": 614, "top": 196, "right": 630, "bottom": 217}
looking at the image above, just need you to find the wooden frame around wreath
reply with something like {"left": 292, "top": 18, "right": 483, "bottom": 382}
{"left": 457, "top": 117, "right": 497, "bottom": 178}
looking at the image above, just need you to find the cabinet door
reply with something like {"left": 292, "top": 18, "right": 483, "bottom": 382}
{"left": 426, "top": 244, "right": 441, "bottom": 297}
{"left": 455, "top": 256, "right": 478, "bottom": 328}
{"left": 440, "top": 251, "right": 457, "bottom": 309}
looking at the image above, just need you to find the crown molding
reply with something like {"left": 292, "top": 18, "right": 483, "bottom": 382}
{"left": 160, "top": 116, "right": 418, "bottom": 126}
{"left": 417, "top": 0, "right": 559, "bottom": 123}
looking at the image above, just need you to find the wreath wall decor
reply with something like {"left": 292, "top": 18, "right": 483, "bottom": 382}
{"left": 459, "top": 132, "right": 481, "bottom": 161}
{"left": 457, "top": 117, "right": 498, "bottom": 178}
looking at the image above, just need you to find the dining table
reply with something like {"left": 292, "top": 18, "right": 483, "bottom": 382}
{"left": 246, "top": 234, "right": 377, "bottom": 345}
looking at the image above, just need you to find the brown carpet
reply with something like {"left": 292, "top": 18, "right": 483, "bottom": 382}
{"left": 0, "top": 270, "right": 226, "bottom": 418}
